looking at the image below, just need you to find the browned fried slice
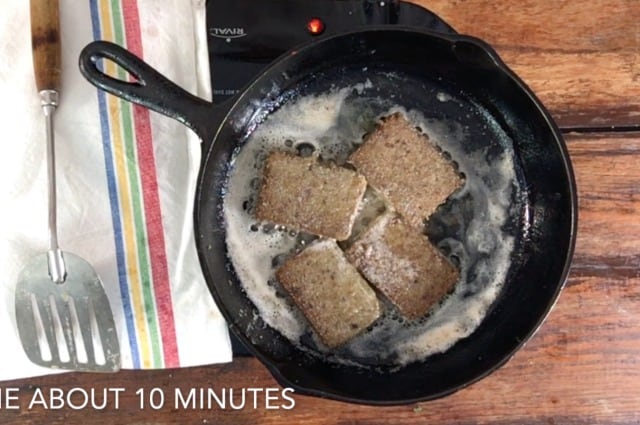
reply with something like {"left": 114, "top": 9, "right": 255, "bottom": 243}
{"left": 346, "top": 213, "right": 459, "bottom": 320}
{"left": 255, "top": 152, "right": 367, "bottom": 240}
{"left": 349, "top": 113, "right": 464, "bottom": 229}
{"left": 276, "top": 239, "right": 381, "bottom": 347}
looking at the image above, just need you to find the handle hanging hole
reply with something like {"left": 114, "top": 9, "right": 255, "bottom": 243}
{"left": 93, "top": 56, "right": 141, "bottom": 84}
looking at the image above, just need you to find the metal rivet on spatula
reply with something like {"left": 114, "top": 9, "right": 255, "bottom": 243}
{"left": 15, "top": 0, "right": 120, "bottom": 372}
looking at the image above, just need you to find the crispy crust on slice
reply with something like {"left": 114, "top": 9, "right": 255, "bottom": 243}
{"left": 346, "top": 213, "right": 459, "bottom": 320}
{"left": 255, "top": 152, "right": 367, "bottom": 240}
{"left": 276, "top": 239, "right": 381, "bottom": 347}
{"left": 349, "top": 113, "right": 463, "bottom": 229}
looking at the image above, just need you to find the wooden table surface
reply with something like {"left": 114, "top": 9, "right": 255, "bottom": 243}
{"left": 2, "top": 1, "right": 639, "bottom": 423}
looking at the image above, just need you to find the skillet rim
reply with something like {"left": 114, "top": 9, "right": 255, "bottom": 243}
{"left": 194, "top": 26, "right": 578, "bottom": 405}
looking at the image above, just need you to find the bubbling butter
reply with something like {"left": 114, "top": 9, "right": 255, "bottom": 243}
{"left": 223, "top": 77, "right": 523, "bottom": 367}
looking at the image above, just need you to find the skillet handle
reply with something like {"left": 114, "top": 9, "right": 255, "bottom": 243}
{"left": 79, "top": 40, "right": 220, "bottom": 142}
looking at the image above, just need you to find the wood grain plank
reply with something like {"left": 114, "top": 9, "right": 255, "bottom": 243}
{"left": 1, "top": 133, "right": 639, "bottom": 424}
{"left": 411, "top": 0, "right": 640, "bottom": 129}
{"left": 569, "top": 133, "right": 640, "bottom": 258}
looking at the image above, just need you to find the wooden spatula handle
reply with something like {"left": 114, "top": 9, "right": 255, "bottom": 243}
{"left": 30, "top": 0, "right": 61, "bottom": 92}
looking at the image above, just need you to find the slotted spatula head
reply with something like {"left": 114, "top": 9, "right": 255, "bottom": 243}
{"left": 15, "top": 252, "right": 120, "bottom": 372}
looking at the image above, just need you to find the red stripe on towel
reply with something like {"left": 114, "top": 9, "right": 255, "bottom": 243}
{"left": 122, "top": 0, "right": 180, "bottom": 367}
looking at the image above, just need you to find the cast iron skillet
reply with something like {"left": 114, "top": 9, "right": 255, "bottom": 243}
{"left": 79, "top": 27, "right": 577, "bottom": 404}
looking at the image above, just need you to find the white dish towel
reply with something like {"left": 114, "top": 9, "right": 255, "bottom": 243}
{"left": 0, "top": 0, "right": 232, "bottom": 380}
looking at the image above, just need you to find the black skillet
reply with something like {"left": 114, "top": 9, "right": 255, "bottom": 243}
{"left": 79, "top": 27, "right": 577, "bottom": 404}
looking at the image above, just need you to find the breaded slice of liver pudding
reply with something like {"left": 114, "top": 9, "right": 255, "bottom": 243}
{"left": 276, "top": 239, "right": 381, "bottom": 348}
{"left": 348, "top": 113, "right": 464, "bottom": 230}
{"left": 255, "top": 151, "right": 367, "bottom": 240}
{"left": 346, "top": 213, "right": 459, "bottom": 320}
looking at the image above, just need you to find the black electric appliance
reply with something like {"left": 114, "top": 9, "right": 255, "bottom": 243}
{"left": 207, "top": 0, "right": 455, "bottom": 104}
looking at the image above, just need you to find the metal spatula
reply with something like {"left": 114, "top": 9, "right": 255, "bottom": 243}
{"left": 14, "top": 0, "right": 120, "bottom": 372}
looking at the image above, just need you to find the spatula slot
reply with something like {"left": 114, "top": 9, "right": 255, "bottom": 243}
{"left": 67, "top": 297, "right": 88, "bottom": 364}
{"left": 29, "top": 293, "right": 52, "bottom": 362}
{"left": 88, "top": 299, "right": 106, "bottom": 365}
{"left": 48, "top": 294, "right": 71, "bottom": 363}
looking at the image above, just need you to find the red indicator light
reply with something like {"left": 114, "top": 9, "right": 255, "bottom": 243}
{"left": 306, "top": 18, "right": 325, "bottom": 35}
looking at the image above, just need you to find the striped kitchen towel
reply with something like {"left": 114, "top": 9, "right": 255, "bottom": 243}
{"left": 0, "top": 0, "right": 232, "bottom": 379}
